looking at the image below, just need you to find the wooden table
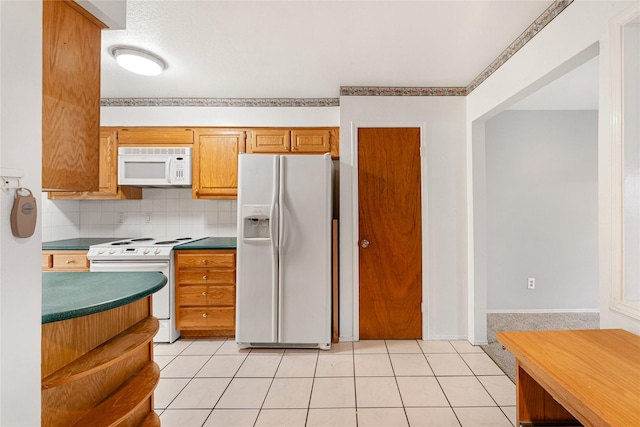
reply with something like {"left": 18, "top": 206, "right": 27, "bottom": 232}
{"left": 497, "top": 329, "right": 640, "bottom": 427}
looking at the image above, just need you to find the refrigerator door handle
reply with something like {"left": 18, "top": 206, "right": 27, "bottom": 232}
{"left": 270, "top": 155, "right": 280, "bottom": 342}
{"left": 277, "top": 155, "right": 286, "bottom": 342}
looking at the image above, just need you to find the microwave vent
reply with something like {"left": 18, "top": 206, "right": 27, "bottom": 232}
{"left": 118, "top": 147, "right": 192, "bottom": 156}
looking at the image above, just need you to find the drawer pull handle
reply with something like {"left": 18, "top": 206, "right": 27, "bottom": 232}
{"left": 203, "top": 275, "right": 208, "bottom": 280}
{"left": 201, "top": 259, "right": 207, "bottom": 264}
{"left": 65, "top": 260, "right": 74, "bottom": 264}
{"left": 202, "top": 291, "right": 208, "bottom": 296}
{"left": 202, "top": 313, "right": 208, "bottom": 318}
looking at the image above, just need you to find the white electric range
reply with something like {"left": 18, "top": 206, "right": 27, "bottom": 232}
{"left": 87, "top": 236, "right": 203, "bottom": 343}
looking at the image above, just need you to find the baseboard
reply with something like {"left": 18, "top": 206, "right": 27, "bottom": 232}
{"left": 487, "top": 309, "right": 600, "bottom": 314}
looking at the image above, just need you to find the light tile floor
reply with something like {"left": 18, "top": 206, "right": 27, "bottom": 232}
{"left": 154, "top": 339, "right": 516, "bottom": 427}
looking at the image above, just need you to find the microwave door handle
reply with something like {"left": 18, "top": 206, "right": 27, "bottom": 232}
{"left": 166, "top": 157, "right": 172, "bottom": 184}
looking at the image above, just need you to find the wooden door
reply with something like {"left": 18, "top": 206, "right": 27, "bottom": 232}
{"left": 358, "top": 128, "right": 422, "bottom": 339}
{"left": 193, "top": 129, "right": 245, "bottom": 199}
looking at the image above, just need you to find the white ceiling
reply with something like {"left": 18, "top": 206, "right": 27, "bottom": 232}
{"left": 100, "top": 0, "right": 554, "bottom": 99}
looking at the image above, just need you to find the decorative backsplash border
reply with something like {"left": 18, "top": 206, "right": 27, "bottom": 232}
{"left": 100, "top": 98, "right": 340, "bottom": 107}
{"left": 100, "top": 0, "right": 573, "bottom": 104}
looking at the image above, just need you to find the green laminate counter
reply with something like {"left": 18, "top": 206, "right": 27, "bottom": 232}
{"left": 42, "top": 271, "right": 167, "bottom": 324}
{"left": 42, "top": 237, "right": 128, "bottom": 250}
{"left": 175, "top": 237, "right": 237, "bottom": 249}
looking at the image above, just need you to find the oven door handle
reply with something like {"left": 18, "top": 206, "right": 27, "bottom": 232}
{"left": 90, "top": 261, "right": 170, "bottom": 271}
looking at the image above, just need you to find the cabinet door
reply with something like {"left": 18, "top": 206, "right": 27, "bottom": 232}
{"left": 247, "top": 129, "right": 291, "bottom": 153}
{"left": 48, "top": 129, "right": 142, "bottom": 200}
{"left": 193, "top": 130, "right": 245, "bottom": 199}
{"left": 291, "top": 129, "right": 331, "bottom": 153}
{"left": 42, "top": 0, "right": 102, "bottom": 192}
{"left": 117, "top": 128, "right": 194, "bottom": 145}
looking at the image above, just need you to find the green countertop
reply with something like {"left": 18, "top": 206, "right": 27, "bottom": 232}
{"left": 42, "top": 272, "right": 167, "bottom": 324}
{"left": 175, "top": 237, "right": 237, "bottom": 249}
{"left": 42, "top": 238, "right": 128, "bottom": 250}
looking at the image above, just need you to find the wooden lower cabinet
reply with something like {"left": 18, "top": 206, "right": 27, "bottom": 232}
{"left": 175, "top": 249, "right": 236, "bottom": 338}
{"left": 42, "top": 250, "right": 89, "bottom": 272}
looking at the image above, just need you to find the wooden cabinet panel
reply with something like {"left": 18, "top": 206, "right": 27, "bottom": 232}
{"left": 49, "top": 129, "right": 142, "bottom": 200}
{"left": 177, "top": 270, "right": 236, "bottom": 284}
{"left": 176, "top": 253, "right": 235, "bottom": 268}
{"left": 193, "top": 129, "right": 245, "bottom": 199}
{"left": 178, "top": 286, "right": 235, "bottom": 307}
{"left": 177, "top": 307, "right": 235, "bottom": 329}
{"left": 43, "top": 250, "right": 89, "bottom": 272}
{"left": 291, "top": 129, "right": 330, "bottom": 153}
{"left": 117, "top": 128, "right": 194, "bottom": 145}
{"left": 246, "top": 128, "right": 339, "bottom": 158}
{"left": 43, "top": 0, "right": 102, "bottom": 192}
{"left": 175, "top": 250, "right": 236, "bottom": 337}
{"left": 42, "top": 254, "right": 53, "bottom": 269}
{"left": 247, "top": 129, "right": 291, "bottom": 153}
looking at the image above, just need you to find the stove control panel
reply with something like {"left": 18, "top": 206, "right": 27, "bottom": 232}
{"left": 87, "top": 246, "right": 173, "bottom": 259}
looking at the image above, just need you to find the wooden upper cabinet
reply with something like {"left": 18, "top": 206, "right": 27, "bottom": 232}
{"left": 246, "top": 128, "right": 339, "bottom": 158}
{"left": 247, "top": 129, "right": 291, "bottom": 153}
{"left": 117, "top": 128, "right": 194, "bottom": 145}
{"left": 291, "top": 129, "right": 330, "bottom": 153}
{"left": 42, "top": 0, "right": 103, "bottom": 192}
{"left": 49, "top": 129, "right": 142, "bottom": 200}
{"left": 193, "top": 129, "right": 246, "bottom": 199}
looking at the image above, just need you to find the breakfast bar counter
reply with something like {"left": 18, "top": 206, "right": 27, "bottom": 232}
{"left": 42, "top": 271, "right": 167, "bottom": 427}
{"left": 497, "top": 329, "right": 640, "bottom": 427}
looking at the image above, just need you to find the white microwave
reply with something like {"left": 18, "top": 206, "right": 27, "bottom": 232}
{"left": 118, "top": 147, "right": 192, "bottom": 187}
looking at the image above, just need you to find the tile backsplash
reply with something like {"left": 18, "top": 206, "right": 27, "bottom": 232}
{"left": 41, "top": 188, "right": 237, "bottom": 242}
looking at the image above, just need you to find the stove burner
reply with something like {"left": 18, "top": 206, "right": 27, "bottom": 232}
{"left": 111, "top": 241, "right": 131, "bottom": 246}
{"left": 131, "top": 238, "right": 154, "bottom": 242}
{"left": 176, "top": 237, "right": 192, "bottom": 241}
{"left": 155, "top": 240, "right": 179, "bottom": 245}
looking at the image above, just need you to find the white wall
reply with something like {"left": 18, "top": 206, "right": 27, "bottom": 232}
{"left": 101, "top": 106, "right": 339, "bottom": 127}
{"left": 338, "top": 96, "right": 467, "bottom": 341}
{"left": 467, "top": 0, "right": 639, "bottom": 342}
{"left": 0, "top": 1, "right": 42, "bottom": 425}
{"left": 485, "top": 110, "right": 599, "bottom": 311}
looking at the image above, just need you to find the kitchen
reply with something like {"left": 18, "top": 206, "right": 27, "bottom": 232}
{"left": 1, "top": 0, "right": 639, "bottom": 426}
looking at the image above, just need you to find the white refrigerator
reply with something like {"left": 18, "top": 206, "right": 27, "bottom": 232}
{"left": 236, "top": 153, "right": 332, "bottom": 350}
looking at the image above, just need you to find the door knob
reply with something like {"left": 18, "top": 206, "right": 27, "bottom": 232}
{"left": 360, "top": 239, "right": 370, "bottom": 248}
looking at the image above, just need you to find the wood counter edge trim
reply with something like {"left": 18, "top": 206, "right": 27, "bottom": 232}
{"left": 71, "top": 361, "right": 160, "bottom": 427}
{"left": 42, "top": 316, "right": 159, "bottom": 389}
{"left": 497, "top": 330, "right": 616, "bottom": 426}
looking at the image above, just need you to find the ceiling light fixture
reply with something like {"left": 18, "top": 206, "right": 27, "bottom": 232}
{"left": 111, "top": 47, "right": 166, "bottom": 76}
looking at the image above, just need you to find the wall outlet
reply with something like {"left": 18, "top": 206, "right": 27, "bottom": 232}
{"left": 145, "top": 212, "right": 152, "bottom": 223}
{"left": 527, "top": 278, "right": 536, "bottom": 289}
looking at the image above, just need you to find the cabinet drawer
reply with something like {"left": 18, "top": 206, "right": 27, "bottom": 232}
{"left": 51, "top": 252, "right": 89, "bottom": 271}
{"left": 176, "top": 252, "right": 235, "bottom": 268}
{"left": 178, "top": 285, "right": 235, "bottom": 306}
{"left": 178, "top": 307, "right": 235, "bottom": 329}
{"left": 177, "top": 270, "right": 235, "bottom": 284}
